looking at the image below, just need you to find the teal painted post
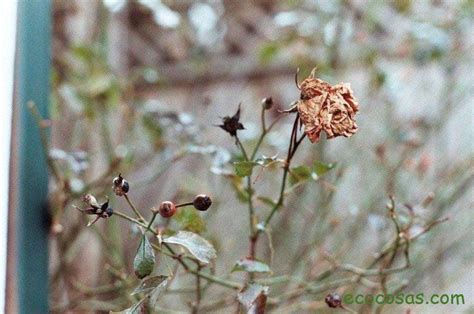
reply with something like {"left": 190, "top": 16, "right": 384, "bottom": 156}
{"left": 16, "top": 0, "right": 52, "bottom": 312}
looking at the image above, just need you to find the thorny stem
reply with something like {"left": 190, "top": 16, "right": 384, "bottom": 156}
{"left": 176, "top": 201, "right": 194, "bottom": 208}
{"left": 145, "top": 212, "right": 158, "bottom": 232}
{"left": 248, "top": 114, "right": 305, "bottom": 268}
{"left": 235, "top": 133, "right": 256, "bottom": 261}
{"left": 262, "top": 115, "right": 305, "bottom": 229}
{"left": 124, "top": 194, "right": 146, "bottom": 223}
{"left": 235, "top": 135, "right": 249, "bottom": 161}
{"left": 246, "top": 110, "right": 288, "bottom": 262}
{"left": 250, "top": 112, "right": 288, "bottom": 160}
{"left": 113, "top": 210, "right": 148, "bottom": 229}
{"left": 250, "top": 106, "right": 267, "bottom": 161}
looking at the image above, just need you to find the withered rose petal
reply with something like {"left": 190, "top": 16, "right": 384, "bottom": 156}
{"left": 320, "top": 94, "right": 358, "bottom": 139}
{"left": 333, "top": 83, "right": 359, "bottom": 114}
{"left": 297, "top": 96, "right": 326, "bottom": 143}
{"left": 299, "top": 78, "right": 331, "bottom": 99}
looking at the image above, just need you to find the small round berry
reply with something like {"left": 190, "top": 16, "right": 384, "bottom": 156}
{"left": 159, "top": 201, "right": 176, "bottom": 218}
{"left": 262, "top": 97, "right": 273, "bottom": 110}
{"left": 112, "top": 174, "right": 129, "bottom": 196}
{"left": 101, "top": 207, "right": 114, "bottom": 218}
{"left": 121, "top": 180, "right": 129, "bottom": 193}
{"left": 193, "top": 194, "right": 212, "bottom": 211}
{"left": 325, "top": 293, "right": 342, "bottom": 308}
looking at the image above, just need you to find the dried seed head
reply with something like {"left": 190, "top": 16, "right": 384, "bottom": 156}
{"left": 112, "top": 174, "right": 129, "bottom": 196}
{"left": 159, "top": 201, "right": 177, "bottom": 218}
{"left": 121, "top": 180, "right": 129, "bottom": 193}
{"left": 218, "top": 104, "right": 245, "bottom": 137}
{"left": 262, "top": 97, "right": 273, "bottom": 110}
{"left": 297, "top": 68, "right": 359, "bottom": 143}
{"left": 101, "top": 207, "right": 114, "bottom": 218}
{"left": 325, "top": 292, "right": 342, "bottom": 308}
{"left": 113, "top": 174, "right": 123, "bottom": 185}
{"left": 193, "top": 194, "right": 212, "bottom": 211}
{"left": 82, "top": 193, "right": 99, "bottom": 208}
{"left": 78, "top": 196, "right": 114, "bottom": 226}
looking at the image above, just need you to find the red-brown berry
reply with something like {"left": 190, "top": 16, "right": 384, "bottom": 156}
{"left": 325, "top": 292, "right": 342, "bottom": 308}
{"left": 193, "top": 194, "right": 212, "bottom": 211}
{"left": 159, "top": 201, "right": 177, "bottom": 218}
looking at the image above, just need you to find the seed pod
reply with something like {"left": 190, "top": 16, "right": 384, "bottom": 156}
{"left": 193, "top": 194, "right": 212, "bottom": 211}
{"left": 325, "top": 293, "right": 342, "bottom": 308}
{"left": 113, "top": 175, "right": 123, "bottom": 186}
{"left": 112, "top": 173, "right": 129, "bottom": 196}
{"left": 101, "top": 207, "right": 114, "bottom": 218}
{"left": 82, "top": 193, "right": 99, "bottom": 209}
{"left": 121, "top": 180, "right": 129, "bottom": 193}
{"left": 218, "top": 104, "right": 245, "bottom": 137}
{"left": 159, "top": 201, "right": 177, "bottom": 218}
{"left": 262, "top": 97, "right": 273, "bottom": 110}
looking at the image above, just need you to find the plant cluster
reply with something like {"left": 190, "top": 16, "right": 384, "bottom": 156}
{"left": 27, "top": 69, "right": 446, "bottom": 313}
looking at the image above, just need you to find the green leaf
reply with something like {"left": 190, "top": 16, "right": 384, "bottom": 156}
{"left": 238, "top": 284, "right": 269, "bottom": 310}
{"left": 289, "top": 165, "right": 312, "bottom": 185}
{"left": 232, "top": 258, "right": 271, "bottom": 273}
{"left": 313, "top": 161, "right": 336, "bottom": 177}
{"left": 174, "top": 206, "right": 206, "bottom": 234}
{"left": 259, "top": 42, "right": 280, "bottom": 64}
{"left": 163, "top": 231, "right": 216, "bottom": 264}
{"left": 234, "top": 161, "right": 258, "bottom": 177}
{"left": 133, "top": 235, "right": 155, "bottom": 279}
{"left": 131, "top": 276, "right": 169, "bottom": 296}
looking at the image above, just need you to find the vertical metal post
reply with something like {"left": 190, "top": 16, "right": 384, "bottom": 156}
{"left": 16, "top": 0, "right": 52, "bottom": 312}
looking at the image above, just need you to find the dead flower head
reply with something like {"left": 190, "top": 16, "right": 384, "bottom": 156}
{"left": 218, "top": 104, "right": 245, "bottom": 137}
{"left": 297, "top": 68, "right": 359, "bottom": 143}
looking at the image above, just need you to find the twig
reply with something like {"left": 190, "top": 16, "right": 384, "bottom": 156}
{"left": 124, "top": 194, "right": 146, "bottom": 222}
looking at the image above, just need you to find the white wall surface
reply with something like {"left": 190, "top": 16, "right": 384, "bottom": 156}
{"left": 0, "top": 1, "right": 18, "bottom": 312}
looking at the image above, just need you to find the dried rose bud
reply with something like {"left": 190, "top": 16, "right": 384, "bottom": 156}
{"left": 82, "top": 193, "right": 99, "bottom": 208}
{"left": 112, "top": 174, "right": 129, "bottom": 196}
{"left": 218, "top": 104, "right": 245, "bottom": 137}
{"left": 76, "top": 196, "right": 113, "bottom": 226}
{"left": 325, "top": 292, "right": 342, "bottom": 308}
{"left": 159, "top": 201, "right": 177, "bottom": 218}
{"left": 297, "top": 68, "right": 359, "bottom": 143}
{"left": 100, "top": 207, "right": 114, "bottom": 218}
{"left": 193, "top": 194, "right": 212, "bottom": 211}
{"left": 262, "top": 97, "right": 273, "bottom": 110}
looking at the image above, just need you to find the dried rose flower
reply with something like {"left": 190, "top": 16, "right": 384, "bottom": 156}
{"left": 218, "top": 104, "right": 245, "bottom": 137}
{"left": 297, "top": 69, "right": 359, "bottom": 143}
